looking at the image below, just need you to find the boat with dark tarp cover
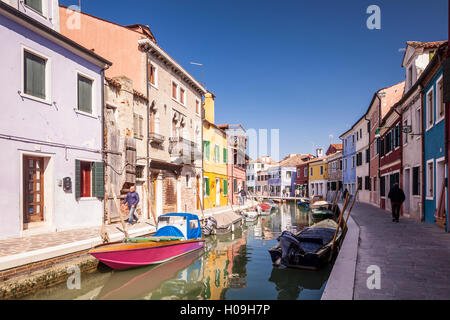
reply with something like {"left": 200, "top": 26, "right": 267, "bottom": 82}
{"left": 268, "top": 219, "right": 344, "bottom": 270}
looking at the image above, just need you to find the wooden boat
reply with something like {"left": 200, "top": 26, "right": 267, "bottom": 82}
{"left": 310, "top": 200, "right": 331, "bottom": 210}
{"left": 268, "top": 219, "right": 344, "bottom": 270}
{"left": 297, "top": 198, "right": 310, "bottom": 208}
{"left": 89, "top": 213, "right": 205, "bottom": 270}
{"left": 311, "top": 209, "right": 334, "bottom": 221}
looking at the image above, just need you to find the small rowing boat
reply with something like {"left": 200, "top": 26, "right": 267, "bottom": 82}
{"left": 268, "top": 219, "right": 344, "bottom": 270}
{"left": 89, "top": 213, "right": 205, "bottom": 270}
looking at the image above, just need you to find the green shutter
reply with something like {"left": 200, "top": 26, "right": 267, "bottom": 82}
{"left": 223, "top": 148, "right": 227, "bottom": 164}
{"left": 75, "top": 160, "right": 81, "bottom": 199}
{"left": 223, "top": 179, "right": 227, "bottom": 195}
{"left": 92, "top": 162, "right": 105, "bottom": 199}
{"left": 205, "top": 177, "right": 210, "bottom": 196}
{"left": 78, "top": 75, "right": 93, "bottom": 114}
{"left": 215, "top": 145, "right": 219, "bottom": 162}
{"left": 204, "top": 141, "right": 210, "bottom": 160}
{"left": 24, "top": 51, "right": 46, "bottom": 99}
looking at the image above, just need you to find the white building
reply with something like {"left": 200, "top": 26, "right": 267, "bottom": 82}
{"left": 354, "top": 115, "right": 370, "bottom": 203}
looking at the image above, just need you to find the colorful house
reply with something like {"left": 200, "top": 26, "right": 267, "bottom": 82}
{"left": 399, "top": 41, "right": 443, "bottom": 221}
{"left": 422, "top": 42, "right": 448, "bottom": 230}
{"left": 340, "top": 129, "right": 356, "bottom": 196}
{"left": 327, "top": 151, "right": 343, "bottom": 195}
{"left": 308, "top": 156, "right": 328, "bottom": 198}
{"left": 217, "top": 124, "right": 247, "bottom": 205}
{"left": 202, "top": 93, "right": 228, "bottom": 209}
{"left": 0, "top": 0, "right": 111, "bottom": 239}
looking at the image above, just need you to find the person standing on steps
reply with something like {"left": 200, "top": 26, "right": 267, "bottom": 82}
{"left": 123, "top": 185, "right": 140, "bottom": 225}
{"left": 388, "top": 183, "right": 405, "bottom": 223}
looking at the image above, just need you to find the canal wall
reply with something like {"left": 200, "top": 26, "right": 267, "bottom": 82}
{"left": 321, "top": 212, "right": 360, "bottom": 300}
{"left": 0, "top": 203, "right": 255, "bottom": 299}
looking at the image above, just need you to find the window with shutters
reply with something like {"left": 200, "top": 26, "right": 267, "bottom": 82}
{"left": 365, "top": 149, "right": 370, "bottom": 163}
{"left": 357, "top": 177, "right": 362, "bottom": 190}
{"left": 365, "top": 176, "right": 371, "bottom": 190}
{"left": 23, "top": 49, "right": 48, "bottom": 101}
{"left": 214, "top": 145, "right": 220, "bottom": 163}
{"left": 75, "top": 160, "right": 104, "bottom": 199}
{"left": 134, "top": 114, "right": 144, "bottom": 139}
{"left": 136, "top": 165, "right": 144, "bottom": 179}
{"left": 223, "top": 179, "right": 228, "bottom": 195}
{"left": 223, "top": 148, "right": 228, "bottom": 164}
{"left": 427, "top": 160, "right": 434, "bottom": 199}
{"left": 426, "top": 88, "right": 434, "bottom": 130}
{"left": 436, "top": 76, "right": 444, "bottom": 123}
{"left": 412, "top": 166, "right": 420, "bottom": 196}
{"left": 204, "top": 177, "right": 210, "bottom": 196}
{"left": 77, "top": 74, "right": 93, "bottom": 114}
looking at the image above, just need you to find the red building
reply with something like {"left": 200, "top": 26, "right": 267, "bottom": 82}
{"left": 326, "top": 144, "right": 343, "bottom": 156}
{"left": 378, "top": 107, "right": 403, "bottom": 211}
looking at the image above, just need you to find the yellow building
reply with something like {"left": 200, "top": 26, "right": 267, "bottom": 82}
{"left": 308, "top": 156, "right": 329, "bottom": 198}
{"left": 202, "top": 92, "right": 228, "bottom": 209}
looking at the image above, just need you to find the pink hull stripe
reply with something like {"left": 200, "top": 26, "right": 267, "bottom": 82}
{"left": 90, "top": 241, "right": 205, "bottom": 270}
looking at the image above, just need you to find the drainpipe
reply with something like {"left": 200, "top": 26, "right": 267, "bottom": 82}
{"left": 146, "top": 53, "right": 150, "bottom": 220}
{"left": 101, "top": 66, "right": 108, "bottom": 223}
{"left": 420, "top": 86, "right": 425, "bottom": 222}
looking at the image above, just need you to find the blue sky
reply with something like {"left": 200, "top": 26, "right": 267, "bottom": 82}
{"left": 60, "top": 0, "right": 448, "bottom": 160}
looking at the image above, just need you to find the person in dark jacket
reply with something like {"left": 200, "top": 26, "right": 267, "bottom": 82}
{"left": 388, "top": 183, "right": 405, "bottom": 223}
{"left": 123, "top": 185, "right": 140, "bottom": 224}
{"left": 343, "top": 188, "right": 348, "bottom": 200}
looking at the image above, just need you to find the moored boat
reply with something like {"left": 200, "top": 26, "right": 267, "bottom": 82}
{"left": 89, "top": 213, "right": 205, "bottom": 270}
{"left": 311, "top": 209, "right": 334, "bottom": 221}
{"left": 268, "top": 219, "right": 344, "bottom": 270}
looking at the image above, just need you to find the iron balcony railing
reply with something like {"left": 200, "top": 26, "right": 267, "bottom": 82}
{"left": 168, "top": 137, "right": 199, "bottom": 164}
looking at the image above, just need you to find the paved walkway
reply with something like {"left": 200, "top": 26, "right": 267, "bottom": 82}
{"left": 351, "top": 202, "right": 450, "bottom": 300}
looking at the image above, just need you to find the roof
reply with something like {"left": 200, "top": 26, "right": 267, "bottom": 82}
{"left": 330, "top": 144, "right": 343, "bottom": 150}
{"left": 249, "top": 156, "right": 276, "bottom": 164}
{"left": 339, "top": 81, "right": 405, "bottom": 139}
{"left": 1, "top": 2, "right": 112, "bottom": 68}
{"left": 278, "top": 154, "right": 313, "bottom": 167}
{"left": 406, "top": 41, "right": 447, "bottom": 49}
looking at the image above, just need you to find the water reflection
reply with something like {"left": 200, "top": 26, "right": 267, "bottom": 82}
{"left": 22, "top": 202, "right": 332, "bottom": 300}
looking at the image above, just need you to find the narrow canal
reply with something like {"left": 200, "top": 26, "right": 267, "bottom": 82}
{"left": 22, "top": 202, "right": 333, "bottom": 300}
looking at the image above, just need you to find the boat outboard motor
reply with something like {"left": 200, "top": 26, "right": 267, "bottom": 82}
{"left": 202, "top": 216, "right": 218, "bottom": 236}
{"left": 278, "top": 231, "right": 304, "bottom": 266}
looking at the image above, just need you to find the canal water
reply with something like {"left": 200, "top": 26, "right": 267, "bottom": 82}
{"left": 22, "top": 202, "right": 333, "bottom": 300}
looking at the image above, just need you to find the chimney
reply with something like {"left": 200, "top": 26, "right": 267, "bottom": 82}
{"left": 316, "top": 148, "right": 324, "bottom": 157}
{"left": 203, "top": 92, "right": 216, "bottom": 124}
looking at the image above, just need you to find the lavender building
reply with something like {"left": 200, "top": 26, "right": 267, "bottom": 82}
{"left": 0, "top": 0, "right": 111, "bottom": 239}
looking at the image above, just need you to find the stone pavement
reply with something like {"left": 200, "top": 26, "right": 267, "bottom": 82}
{"left": 351, "top": 202, "right": 450, "bottom": 300}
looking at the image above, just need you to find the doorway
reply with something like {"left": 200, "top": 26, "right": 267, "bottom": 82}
{"left": 216, "top": 178, "right": 220, "bottom": 206}
{"left": 404, "top": 168, "right": 410, "bottom": 214}
{"left": 23, "top": 155, "right": 45, "bottom": 228}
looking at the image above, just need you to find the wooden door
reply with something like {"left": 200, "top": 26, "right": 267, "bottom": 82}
{"left": 23, "top": 156, "right": 44, "bottom": 225}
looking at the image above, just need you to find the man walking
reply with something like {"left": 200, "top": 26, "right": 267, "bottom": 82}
{"left": 123, "top": 185, "right": 140, "bottom": 224}
{"left": 388, "top": 183, "right": 405, "bottom": 223}
{"left": 240, "top": 187, "right": 246, "bottom": 205}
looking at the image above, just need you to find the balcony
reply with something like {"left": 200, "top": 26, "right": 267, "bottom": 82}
{"left": 169, "top": 137, "right": 199, "bottom": 165}
{"left": 148, "top": 132, "right": 165, "bottom": 145}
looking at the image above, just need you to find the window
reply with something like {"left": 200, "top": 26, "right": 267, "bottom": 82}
{"left": 203, "top": 140, "right": 210, "bottom": 159}
{"left": 339, "top": 160, "right": 342, "bottom": 170}
{"left": 304, "top": 168, "right": 308, "bottom": 177}
{"left": 352, "top": 135, "right": 355, "bottom": 146}
{"left": 365, "top": 149, "right": 370, "bottom": 163}
{"left": 412, "top": 166, "right": 420, "bottom": 196}
{"left": 136, "top": 165, "right": 144, "bottom": 179}
{"left": 357, "top": 177, "right": 362, "bottom": 190}
{"left": 436, "top": 76, "right": 444, "bottom": 122}
{"left": 172, "top": 82, "right": 178, "bottom": 99}
{"left": 403, "top": 119, "right": 408, "bottom": 144}
{"left": 214, "top": 145, "right": 220, "bottom": 163}
{"left": 75, "top": 160, "right": 104, "bottom": 199}
{"left": 233, "top": 179, "right": 237, "bottom": 193}
{"left": 149, "top": 62, "right": 157, "bottom": 87}
{"left": 344, "top": 159, "right": 347, "bottom": 170}
{"left": 320, "top": 166, "right": 323, "bottom": 175}
{"left": 426, "top": 88, "right": 434, "bottom": 129}
{"left": 223, "top": 179, "right": 228, "bottom": 195}
{"left": 180, "top": 88, "right": 185, "bottom": 105}
{"left": 204, "top": 177, "right": 210, "bottom": 196}
{"left": 133, "top": 113, "right": 144, "bottom": 139}
{"left": 416, "top": 108, "right": 421, "bottom": 136}
{"left": 427, "top": 160, "right": 434, "bottom": 199}
{"left": 77, "top": 74, "right": 93, "bottom": 114}
{"left": 360, "top": 128, "right": 362, "bottom": 139}
{"left": 223, "top": 148, "right": 227, "bottom": 164}
{"left": 186, "top": 174, "right": 190, "bottom": 188}
{"left": 287, "top": 171, "right": 292, "bottom": 179}
{"left": 380, "top": 176, "right": 386, "bottom": 197}
{"left": 195, "top": 100, "right": 200, "bottom": 115}
{"left": 407, "top": 65, "right": 413, "bottom": 89}
{"left": 25, "top": 0, "right": 43, "bottom": 14}
{"left": 365, "top": 176, "right": 371, "bottom": 191}
{"left": 24, "top": 50, "right": 47, "bottom": 100}
{"left": 352, "top": 156, "right": 355, "bottom": 168}
{"left": 310, "top": 168, "right": 313, "bottom": 176}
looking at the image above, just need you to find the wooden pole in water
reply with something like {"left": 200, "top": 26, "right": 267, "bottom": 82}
{"left": 110, "top": 183, "right": 129, "bottom": 238}
{"left": 329, "top": 192, "right": 350, "bottom": 255}
{"left": 144, "top": 183, "right": 157, "bottom": 225}
{"left": 344, "top": 183, "right": 360, "bottom": 229}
